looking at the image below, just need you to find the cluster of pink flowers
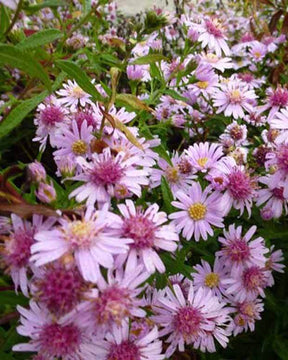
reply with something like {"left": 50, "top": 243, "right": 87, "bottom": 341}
{"left": 0, "top": 0, "right": 287, "bottom": 359}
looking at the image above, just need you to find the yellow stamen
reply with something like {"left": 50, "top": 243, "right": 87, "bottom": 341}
{"left": 204, "top": 273, "right": 219, "bottom": 288}
{"left": 197, "top": 157, "right": 208, "bottom": 168}
{"left": 72, "top": 140, "right": 88, "bottom": 155}
{"left": 188, "top": 202, "right": 207, "bottom": 220}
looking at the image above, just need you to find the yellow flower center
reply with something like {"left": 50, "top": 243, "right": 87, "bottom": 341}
{"left": 188, "top": 202, "right": 207, "bottom": 221}
{"left": 237, "top": 315, "right": 246, "bottom": 326}
{"left": 71, "top": 86, "right": 85, "bottom": 98}
{"left": 254, "top": 51, "right": 262, "bottom": 58}
{"left": 230, "top": 89, "right": 242, "bottom": 103}
{"left": 241, "top": 303, "right": 255, "bottom": 317}
{"left": 197, "top": 157, "right": 208, "bottom": 168}
{"left": 69, "top": 220, "right": 93, "bottom": 238}
{"left": 165, "top": 166, "right": 179, "bottom": 183}
{"left": 204, "top": 273, "right": 219, "bottom": 288}
{"left": 65, "top": 220, "right": 97, "bottom": 248}
{"left": 72, "top": 140, "right": 88, "bottom": 155}
{"left": 196, "top": 81, "right": 209, "bottom": 89}
{"left": 206, "top": 53, "right": 219, "bottom": 63}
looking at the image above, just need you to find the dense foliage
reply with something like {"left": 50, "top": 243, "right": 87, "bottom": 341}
{"left": 0, "top": 0, "right": 288, "bottom": 359}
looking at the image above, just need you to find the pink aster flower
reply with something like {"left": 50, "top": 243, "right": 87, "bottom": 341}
{"left": 256, "top": 175, "right": 288, "bottom": 218}
{"left": 265, "top": 246, "right": 285, "bottom": 274}
{"left": 113, "top": 200, "right": 179, "bottom": 274}
{"left": 2, "top": 214, "right": 55, "bottom": 297}
{"left": 190, "top": 64, "right": 219, "bottom": 99}
{"left": 185, "top": 142, "right": 223, "bottom": 173}
{"left": 31, "top": 205, "right": 132, "bottom": 283}
{"left": 223, "top": 265, "right": 270, "bottom": 302}
{"left": 230, "top": 297, "right": 264, "bottom": 336}
{"left": 213, "top": 81, "right": 257, "bottom": 119}
{"left": 258, "top": 86, "right": 288, "bottom": 121}
{"left": 270, "top": 107, "right": 288, "bottom": 144}
{"left": 150, "top": 152, "right": 195, "bottom": 197}
{"left": 93, "top": 322, "right": 164, "bottom": 360}
{"left": 169, "top": 182, "right": 225, "bottom": 242}
{"left": 249, "top": 41, "right": 267, "bottom": 62}
{"left": 13, "top": 301, "right": 97, "bottom": 359}
{"left": 197, "top": 52, "right": 233, "bottom": 73}
{"left": 127, "top": 64, "right": 151, "bottom": 82}
{"left": 216, "top": 224, "right": 268, "bottom": 274}
{"left": 80, "top": 262, "right": 149, "bottom": 334}
{"left": 53, "top": 120, "right": 93, "bottom": 166}
{"left": 220, "top": 121, "right": 248, "bottom": 147}
{"left": 33, "top": 95, "right": 68, "bottom": 151}
{"left": 36, "top": 181, "right": 57, "bottom": 204}
{"left": 212, "top": 157, "right": 257, "bottom": 216}
{"left": 27, "top": 161, "right": 47, "bottom": 183}
{"left": 56, "top": 80, "right": 93, "bottom": 111}
{"left": 192, "top": 259, "right": 228, "bottom": 298}
{"left": 152, "top": 283, "right": 231, "bottom": 356}
{"left": 198, "top": 17, "right": 230, "bottom": 56}
{"left": 69, "top": 147, "right": 149, "bottom": 206}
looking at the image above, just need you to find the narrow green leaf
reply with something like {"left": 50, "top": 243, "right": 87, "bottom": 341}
{"left": 161, "top": 176, "right": 174, "bottom": 214}
{"left": 132, "top": 54, "right": 168, "bottom": 65}
{"left": 83, "top": 0, "right": 91, "bottom": 14}
{"left": 116, "top": 93, "right": 152, "bottom": 112}
{"left": 0, "top": 45, "right": 51, "bottom": 90}
{"left": 17, "top": 29, "right": 63, "bottom": 50}
{"left": 0, "top": 72, "right": 66, "bottom": 139}
{"left": 0, "top": 5, "right": 9, "bottom": 36}
{"left": 25, "top": 0, "right": 65, "bottom": 13}
{"left": 55, "top": 60, "right": 103, "bottom": 102}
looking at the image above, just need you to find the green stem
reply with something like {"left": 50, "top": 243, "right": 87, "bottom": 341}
{"left": 4, "top": 0, "right": 24, "bottom": 36}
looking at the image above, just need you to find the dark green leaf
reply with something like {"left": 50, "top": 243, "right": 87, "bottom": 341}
{"left": 161, "top": 176, "right": 174, "bottom": 214}
{"left": 0, "top": 291, "right": 28, "bottom": 307}
{"left": 0, "top": 45, "right": 51, "bottom": 90}
{"left": 0, "top": 5, "right": 9, "bottom": 36}
{"left": 132, "top": 54, "right": 168, "bottom": 65}
{"left": 25, "top": 0, "right": 65, "bottom": 13}
{"left": 17, "top": 29, "right": 63, "bottom": 50}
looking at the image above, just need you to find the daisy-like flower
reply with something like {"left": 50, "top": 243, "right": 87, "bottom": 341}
{"left": 53, "top": 120, "right": 93, "bottom": 165}
{"left": 169, "top": 182, "right": 225, "bottom": 242}
{"left": 270, "top": 107, "right": 288, "bottom": 144}
{"left": 69, "top": 147, "right": 149, "bottom": 206}
{"left": 152, "top": 283, "right": 231, "bottom": 356}
{"left": 216, "top": 224, "right": 268, "bottom": 274}
{"left": 197, "top": 52, "right": 233, "bottom": 73}
{"left": 220, "top": 121, "right": 248, "bottom": 147}
{"left": 13, "top": 301, "right": 98, "bottom": 359}
{"left": 1, "top": 214, "right": 55, "bottom": 297}
{"left": 212, "top": 156, "right": 257, "bottom": 216}
{"left": 30, "top": 205, "right": 132, "bottom": 283}
{"left": 113, "top": 200, "right": 179, "bottom": 274}
{"left": 56, "top": 80, "right": 94, "bottom": 111}
{"left": 213, "top": 81, "right": 257, "bottom": 119}
{"left": 127, "top": 64, "right": 151, "bottom": 82}
{"left": 230, "top": 297, "right": 264, "bottom": 336}
{"left": 265, "top": 246, "right": 285, "bottom": 274}
{"left": 185, "top": 142, "right": 223, "bottom": 173}
{"left": 150, "top": 152, "right": 195, "bottom": 197}
{"left": 81, "top": 262, "right": 149, "bottom": 334}
{"left": 258, "top": 86, "right": 288, "bottom": 121}
{"left": 256, "top": 176, "right": 288, "bottom": 218}
{"left": 197, "top": 17, "right": 230, "bottom": 56}
{"left": 249, "top": 41, "right": 267, "bottom": 63}
{"left": 93, "top": 322, "right": 164, "bottom": 360}
{"left": 33, "top": 95, "right": 68, "bottom": 151}
{"left": 223, "top": 265, "right": 270, "bottom": 302}
{"left": 236, "top": 73, "right": 265, "bottom": 90}
{"left": 190, "top": 64, "right": 219, "bottom": 99}
{"left": 192, "top": 259, "right": 228, "bottom": 298}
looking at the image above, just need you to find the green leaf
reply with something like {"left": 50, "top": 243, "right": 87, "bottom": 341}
{"left": 161, "top": 176, "right": 174, "bottom": 214}
{"left": 55, "top": 60, "right": 103, "bottom": 102}
{"left": 0, "top": 45, "right": 51, "bottom": 91}
{"left": 83, "top": 0, "right": 91, "bottom": 14}
{"left": 0, "top": 291, "right": 28, "bottom": 307}
{"left": 0, "top": 72, "right": 66, "bottom": 139}
{"left": 17, "top": 29, "right": 63, "bottom": 50}
{"left": 0, "top": 5, "right": 9, "bottom": 36}
{"left": 25, "top": 0, "right": 65, "bottom": 13}
{"left": 132, "top": 54, "right": 168, "bottom": 65}
{"left": 116, "top": 93, "right": 152, "bottom": 112}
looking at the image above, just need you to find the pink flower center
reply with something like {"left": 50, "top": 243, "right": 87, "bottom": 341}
{"left": 225, "top": 238, "right": 250, "bottom": 262}
{"left": 205, "top": 19, "right": 223, "bottom": 38}
{"left": 174, "top": 306, "right": 203, "bottom": 339}
{"left": 37, "top": 265, "right": 84, "bottom": 315}
{"left": 89, "top": 158, "right": 123, "bottom": 186}
{"left": 228, "top": 170, "right": 253, "bottom": 200}
{"left": 178, "top": 158, "right": 192, "bottom": 174}
{"left": 94, "top": 286, "right": 132, "bottom": 325}
{"left": 242, "top": 266, "right": 266, "bottom": 290}
{"left": 276, "top": 145, "right": 288, "bottom": 173}
{"left": 107, "top": 341, "right": 141, "bottom": 360}
{"left": 269, "top": 88, "right": 288, "bottom": 107}
{"left": 122, "top": 214, "right": 156, "bottom": 249}
{"left": 40, "top": 106, "right": 64, "bottom": 126}
{"left": 272, "top": 187, "right": 284, "bottom": 199}
{"left": 238, "top": 73, "right": 254, "bottom": 83}
{"left": 6, "top": 229, "right": 34, "bottom": 268}
{"left": 230, "top": 125, "right": 244, "bottom": 140}
{"left": 39, "top": 323, "right": 81, "bottom": 358}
